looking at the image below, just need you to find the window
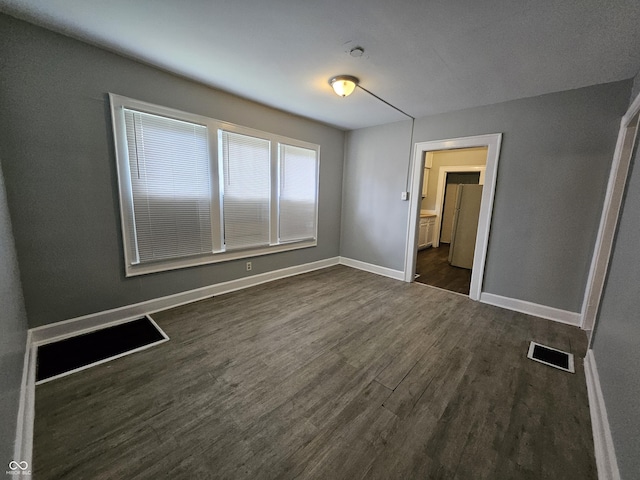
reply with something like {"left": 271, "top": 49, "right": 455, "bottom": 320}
{"left": 123, "top": 109, "right": 213, "bottom": 264}
{"left": 279, "top": 144, "right": 318, "bottom": 242}
{"left": 220, "top": 130, "right": 271, "bottom": 250}
{"left": 110, "top": 94, "right": 319, "bottom": 276}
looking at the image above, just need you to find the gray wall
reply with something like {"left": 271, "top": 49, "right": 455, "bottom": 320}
{"left": 342, "top": 81, "right": 631, "bottom": 312}
{"left": 0, "top": 14, "right": 345, "bottom": 327}
{"left": 341, "top": 120, "right": 413, "bottom": 272}
{"left": 0, "top": 161, "right": 28, "bottom": 468}
{"left": 591, "top": 127, "right": 640, "bottom": 478}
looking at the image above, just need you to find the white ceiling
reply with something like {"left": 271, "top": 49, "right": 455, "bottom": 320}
{"left": 1, "top": 0, "right": 639, "bottom": 130}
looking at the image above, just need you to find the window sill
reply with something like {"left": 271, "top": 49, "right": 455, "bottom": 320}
{"left": 124, "top": 239, "right": 317, "bottom": 277}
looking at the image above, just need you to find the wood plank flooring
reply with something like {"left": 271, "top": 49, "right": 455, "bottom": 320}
{"left": 415, "top": 244, "right": 472, "bottom": 294}
{"left": 33, "top": 266, "right": 596, "bottom": 479}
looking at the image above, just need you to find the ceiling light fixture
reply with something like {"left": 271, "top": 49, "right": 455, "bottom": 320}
{"left": 329, "top": 75, "right": 359, "bottom": 97}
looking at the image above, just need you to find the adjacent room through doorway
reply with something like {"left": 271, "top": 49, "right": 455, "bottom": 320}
{"left": 414, "top": 146, "right": 488, "bottom": 295}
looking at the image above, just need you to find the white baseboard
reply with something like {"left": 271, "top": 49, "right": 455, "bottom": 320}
{"left": 338, "top": 257, "right": 405, "bottom": 281}
{"left": 584, "top": 350, "right": 621, "bottom": 480}
{"left": 479, "top": 292, "right": 581, "bottom": 327}
{"left": 13, "top": 331, "right": 35, "bottom": 474}
{"left": 30, "top": 257, "right": 339, "bottom": 345}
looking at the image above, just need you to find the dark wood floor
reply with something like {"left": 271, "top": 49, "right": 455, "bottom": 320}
{"left": 415, "top": 244, "right": 472, "bottom": 295}
{"left": 34, "top": 266, "right": 596, "bottom": 479}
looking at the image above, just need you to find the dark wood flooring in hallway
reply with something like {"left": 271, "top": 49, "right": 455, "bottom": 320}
{"left": 33, "top": 266, "right": 596, "bottom": 479}
{"left": 415, "top": 244, "right": 472, "bottom": 295}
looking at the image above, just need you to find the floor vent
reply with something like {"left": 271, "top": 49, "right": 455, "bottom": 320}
{"left": 527, "top": 341, "right": 574, "bottom": 373}
{"left": 36, "top": 316, "right": 169, "bottom": 384}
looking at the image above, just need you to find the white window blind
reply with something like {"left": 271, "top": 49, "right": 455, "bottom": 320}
{"left": 220, "top": 130, "right": 271, "bottom": 250}
{"left": 278, "top": 144, "right": 318, "bottom": 242}
{"left": 124, "top": 109, "right": 213, "bottom": 264}
{"left": 111, "top": 94, "right": 320, "bottom": 276}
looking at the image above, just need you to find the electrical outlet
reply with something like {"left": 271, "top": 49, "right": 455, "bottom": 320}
{"left": 246, "top": 261, "right": 252, "bottom": 271}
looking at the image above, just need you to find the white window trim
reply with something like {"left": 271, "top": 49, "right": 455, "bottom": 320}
{"left": 109, "top": 93, "right": 319, "bottom": 277}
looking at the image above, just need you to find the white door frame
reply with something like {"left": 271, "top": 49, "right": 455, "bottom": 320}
{"left": 404, "top": 134, "right": 502, "bottom": 301}
{"left": 582, "top": 91, "right": 640, "bottom": 337}
{"left": 432, "top": 165, "right": 486, "bottom": 248}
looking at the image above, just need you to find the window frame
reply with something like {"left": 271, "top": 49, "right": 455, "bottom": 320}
{"left": 109, "top": 93, "right": 319, "bottom": 277}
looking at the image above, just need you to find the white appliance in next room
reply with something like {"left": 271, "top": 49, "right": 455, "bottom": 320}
{"left": 448, "top": 184, "right": 483, "bottom": 269}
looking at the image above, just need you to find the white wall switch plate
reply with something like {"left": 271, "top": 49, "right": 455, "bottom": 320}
{"left": 401, "top": 191, "right": 409, "bottom": 201}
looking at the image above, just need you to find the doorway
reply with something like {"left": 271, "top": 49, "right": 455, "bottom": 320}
{"left": 414, "top": 149, "right": 487, "bottom": 295}
{"left": 582, "top": 92, "right": 640, "bottom": 338}
{"left": 404, "top": 134, "right": 502, "bottom": 301}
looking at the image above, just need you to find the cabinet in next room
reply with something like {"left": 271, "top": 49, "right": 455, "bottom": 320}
{"left": 418, "top": 214, "right": 436, "bottom": 249}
